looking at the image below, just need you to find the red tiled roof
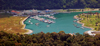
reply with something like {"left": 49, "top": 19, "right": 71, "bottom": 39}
{"left": 11, "top": 10, "right": 20, "bottom": 14}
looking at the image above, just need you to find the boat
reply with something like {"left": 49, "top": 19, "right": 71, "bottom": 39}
{"left": 35, "top": 23, "right": 39, "bottom": 26}
{"left": 80, "top": 27, "right": 84, "bottom": 29}
{"left": 44, "top": 20, "right": 48, "bottom": 23}
{"left": 28, "top": 20, "right": 30, "bottom": 23}
{"left": 48, "top": 22, "right": 51, "bottom": 24}
{"left": 73, "top": 20, "right": 77, "bottom": 22}
{"left": 31, "top": 22, "right": 33, "bottom": 24}
{"left": 51, "top": 21, "right": 55, "bottom": 23}
{"left": 73, "top": 24, "right": 77, "bottom": 26}
{"left": 47, "top": 25, "right": 50, "bottom": 27}
{"left": 76, "top": 19, "right": 79, "bottom": 21}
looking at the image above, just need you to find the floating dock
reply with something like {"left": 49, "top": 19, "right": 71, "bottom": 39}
{"left": 31, "top": 15, "right": 55, "bottom": 24}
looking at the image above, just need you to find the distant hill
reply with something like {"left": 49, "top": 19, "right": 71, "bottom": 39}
{"left": 0, "top": 0, "right": 100, "bottom": 10}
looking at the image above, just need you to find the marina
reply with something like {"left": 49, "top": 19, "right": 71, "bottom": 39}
{"left": 31, "top": 15, "right": 55, "bottom": 24}
{"left": 24, "top": 12, "right": 92, "bottom": 34}
{"left": 24, "top": 11, "right": 100, "bottom": 34}
{"left": 38, "top": 15, "right": 56, "bottom": 19}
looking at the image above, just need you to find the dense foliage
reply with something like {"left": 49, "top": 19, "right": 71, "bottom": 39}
{"left": 0, "top": 31, "right": 100, "bottom": 46}
{"left": 0, "top": 0, "right": 100, "bottom": 10}
{"left": 77, "top": 12, "right": 100, "bottom": 31}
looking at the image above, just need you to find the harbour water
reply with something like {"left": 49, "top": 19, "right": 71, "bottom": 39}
{"left": 24, "top": 11, "right": 100, "bottom": 35}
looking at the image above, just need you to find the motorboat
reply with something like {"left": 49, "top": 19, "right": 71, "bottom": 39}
{"left": 35, "top": 23, "right": 39, "bottom": 26}
{"left": 47, "top": 25, "right": 50, "bottom": 27}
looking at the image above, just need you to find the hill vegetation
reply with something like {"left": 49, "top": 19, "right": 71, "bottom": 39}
{"left": 0, "top": 0, "right": 100, "bottom": 10}
{"left": 0, "top": 31, "right": 100, "bottom": 46}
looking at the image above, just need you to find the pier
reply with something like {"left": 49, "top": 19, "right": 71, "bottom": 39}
{"left": 38, "top": 15, "right": 56, "bottom": 19}
{"left": 31, "top": 15, "right": 55, "bottom": 24}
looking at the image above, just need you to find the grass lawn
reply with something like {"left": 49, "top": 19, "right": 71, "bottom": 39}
{"left": 77, "top": 14, "right": 100, "bottom": 31}
{"left": 0, "top": 13, "right": 26, "bottom": 34}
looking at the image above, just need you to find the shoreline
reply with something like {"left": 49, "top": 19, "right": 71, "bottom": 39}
{"left": 20, "top": 16, "right": 33, "bottom": 34}
{"left": 74, "top": 15, "right": 94, "bottom": 30}
{"left": 53, "top": 8, "right": 99, "bottom": 13}
{"left": 74, "top": 15, "right": 96, "bottom": 35}
{"left": 70, "top": 10, "right": 99, "bottom": 13}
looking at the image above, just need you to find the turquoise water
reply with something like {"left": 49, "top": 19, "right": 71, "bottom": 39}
{"left": 24, "top": 11, "right": 100, "bottom": 35}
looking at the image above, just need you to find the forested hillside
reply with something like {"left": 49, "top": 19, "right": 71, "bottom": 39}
{"left": 0, "top": 31, "right": 100, "bottom": 46}
{"left": 0, "top": 0, "right": 100, "bottom": 10}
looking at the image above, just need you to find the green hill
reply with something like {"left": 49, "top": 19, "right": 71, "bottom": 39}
{"left": 0, "top": 0, "right": 100, "bottom": 10}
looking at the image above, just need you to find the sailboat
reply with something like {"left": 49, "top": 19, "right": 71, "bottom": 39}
{"left": 80, "top": 27, "right": 84, "bottom": 29}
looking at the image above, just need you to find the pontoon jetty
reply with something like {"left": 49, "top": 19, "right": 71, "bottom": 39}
{"left": 38, "top": 15, "right": 56, "bottom": 19}
{"left": 31, "top": 15, "right": 55, "bottom": 24}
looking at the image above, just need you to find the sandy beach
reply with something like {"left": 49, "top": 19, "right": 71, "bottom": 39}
{"left": 20, "top": 16, "right": 33, "bottom": 34}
